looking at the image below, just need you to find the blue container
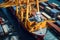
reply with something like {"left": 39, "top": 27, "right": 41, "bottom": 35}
{"left": 50, "top": 9, "right": 59, "bottom": 14}
{"left": 56, "top": 20, "right": 60, "bottom": 26}
{"left": 49, "top": 9, "right": 60, "bottom": 18}
{"left": 0, "top": 25, "right": 4, "bottom": 35}
{"left": 40, "top": 2, "right": 48, "bottom": 7}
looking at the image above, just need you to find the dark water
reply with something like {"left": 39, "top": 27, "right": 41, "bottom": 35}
{"left": 0, "top": 8, "right": 36, "bottom": 40}
{"left": 49, "top": 0, "right": 60, "bottom": 6}
{"left": 0, "top": 0, "right": 35, "bottom": 40}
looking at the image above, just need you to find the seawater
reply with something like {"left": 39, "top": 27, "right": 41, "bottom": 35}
{"left": 49, "top": 0, "right": 60, "bottom": 6}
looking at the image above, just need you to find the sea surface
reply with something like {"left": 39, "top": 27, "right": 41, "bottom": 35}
{"left": 49, "top": 0, "right": 60, "bottom": 6}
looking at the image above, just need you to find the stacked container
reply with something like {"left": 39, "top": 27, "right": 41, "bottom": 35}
{"left": 39, "top": 6, "right": 44, "bottom": 11}
{"left": 45, "top": 6, "right": 60, "bottom": 18}
{"left": 45, "top": 6, "right": 51, "bottom": 13}
{"left": 40, "top": 2, "right": 48, "bottom": 7}
{"left": 56, "top": 6, "right": 60, "bottom": 10}
{"left": 49, "top": 9, "right": 60, "bottom": 18}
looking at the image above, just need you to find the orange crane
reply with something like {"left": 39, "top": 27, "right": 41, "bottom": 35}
{"left": 0, "top": 0, "right": 54, "bottom": 33}
{"left": 0, "top": 0, "right": 56, "bottom": 40}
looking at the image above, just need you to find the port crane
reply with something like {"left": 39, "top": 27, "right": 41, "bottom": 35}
{"left": 0, "top": 0, "right": 55, "bottom": 32}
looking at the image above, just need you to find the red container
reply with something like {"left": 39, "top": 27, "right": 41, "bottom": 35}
{"left": 49, "top": 4, "right": 57, "bottom": 8}
{"left": 40, "top": 6, "right": 44, "bottom": 10}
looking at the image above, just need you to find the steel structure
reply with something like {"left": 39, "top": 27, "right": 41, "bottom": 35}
{"left": 0, "top": 0, "right": 55, "bottom": 33}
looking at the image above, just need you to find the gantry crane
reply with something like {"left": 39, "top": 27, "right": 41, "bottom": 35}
{"left": 0, "top": 0, "right": 55, "bottom": 32}
{"left": 18, "top": 0, "right": 49, "bottom": 32}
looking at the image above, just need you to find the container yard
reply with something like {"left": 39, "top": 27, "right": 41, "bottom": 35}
{"left": 0, "top": 0, "right": 60, "bottom": 40}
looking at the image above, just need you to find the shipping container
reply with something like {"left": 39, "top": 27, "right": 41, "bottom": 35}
{"left": 46, "top": 6, "right": 51, "bottom": 10}
{"left": 45, "top": 6, "right": 51, "bottom": 13}
{"left": 0, "top": 25, "right": 4, "bottom": 36}
{"left": 39, "top": 2, "right": 48, "bottom": 7}
{"left": 56, "top": 21, "right": 60, "bottom": 26}
{"left": 57, "top": 15, "right": 60, "bottom": 20}
{"left": 39, "top": 6, "right": 44, "bottom": 11}
{"left": 4, "top": 33, "right": 19, "bottom": 40}
{"left": 45, "top": 2, "right": 59, "bottom": 9}
{"left": 56, "top": 13, "right": 60, "bottom": 20}
{"left": 2, "top": 24, "right": 9, "bottom": 34}
{"left": 52, "top": 3, "right": 59, "bottom": 7}
{"left": 45, "top": 7, "right": 60, "bottom": 18}
{"left": 56, "top": 6, "right": 60, "bottom": 10}
{"left": 42, "top": 12, "right": 51, "bottom": 19}
{"left": 45, "top": 2, "right": 60, "bottom": 10}
{"left": 49, "top": 9, "right": 60, "bottom": 18}
{"left": 45, "top": 1, "right": 50, "bottom": 4}
{"left": 49, "top": 4, "right": 57, "bottom": 8}
{"left": 45, "top": 2, "right": 56, "bottom": 8}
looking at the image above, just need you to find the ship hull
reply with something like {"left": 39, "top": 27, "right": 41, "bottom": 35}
{"left": 31, "top": 33, "right": 45, "bottom": 40}
{"left": 32, "top": 27, "right": 47, "bottom": 40}
{"left": 20, "top": 22, "right": 47, "bottom": 40}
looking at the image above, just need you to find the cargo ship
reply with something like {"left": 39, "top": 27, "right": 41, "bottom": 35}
{"left": 12, "top": 0, "right": 55, "bottom": 40}
{"left": 0, "top": 0, "right": 60, "bottom": 40}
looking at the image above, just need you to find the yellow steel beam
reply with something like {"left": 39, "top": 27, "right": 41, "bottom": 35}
{"left": 26, "top": 0, "right": 29, "bottom": 20}
{"left": 39, "top": 0, "right": 48, "bottom": 3}
{"left": 0, "top": 0, "right": 16, "bottom": 8}
{"left": 15, "top": 0, "right": 20, "bottom": 19}
{"left": 21, "top": 8, "right": 24, "bottom": 22}
{"left": 36, "top": 0, "right": 39, "bottom": 12}
{"left": 0, "top": 0, "right": 49, "bottom": 32}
